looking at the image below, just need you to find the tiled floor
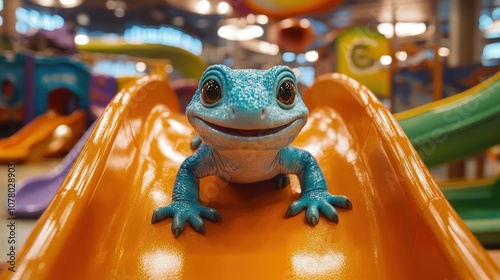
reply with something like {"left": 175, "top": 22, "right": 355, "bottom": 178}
{"left": 1, "top": 157, "right": 499, "bottom": 271}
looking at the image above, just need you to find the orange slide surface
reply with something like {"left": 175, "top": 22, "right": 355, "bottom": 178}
{"left": 3, "top": 74, "right": 499, "bottom": 279}
{"left": 0, "top": 110, "right": 86, "bottom": 163}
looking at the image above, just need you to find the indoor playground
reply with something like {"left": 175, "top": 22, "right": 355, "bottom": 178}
{"left": 0, "top": 0, "right": 499, "bottom": 279}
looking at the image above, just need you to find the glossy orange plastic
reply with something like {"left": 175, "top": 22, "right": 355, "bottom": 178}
{"left": 3, "top": 74, "right": 499, "bottom": 279}
{"left": 0, "top": 110, "right": 86, "bottom": 163}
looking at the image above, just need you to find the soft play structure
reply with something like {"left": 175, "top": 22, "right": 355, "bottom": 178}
{"left": 0, "top": 52, "right": 90, "bottom": 161}
{"left": 10, "top": 75, "right": 140, "bottom": 216}
{"left": 2, "top": 73, "right": 499, "bottom": 279}
{"left": 0, "top": 52, "right": 90, "bottom": 123}
{"left": 0, "top": 51, "right": 144, "bottom": 162}
{"left": 0, "top": 110, "right": 86, "bottom": 163}
{"left": 9, "top": 78, "right": 194, "bottom": 218}
{"left": 0, "top": 53, "right": 26, "bottom": 123}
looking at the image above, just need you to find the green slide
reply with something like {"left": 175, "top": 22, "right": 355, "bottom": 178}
{"left": 395, "top": 72, "right": 500, "bottom": 247}
{"left": 441, "top": 178, "right": 500, "bottom": 248}
{"left": 395, "top": 71, "right": 500, "bottom": 167}
{"left": 78, "top": 43, "right": 207, "bottom": 80}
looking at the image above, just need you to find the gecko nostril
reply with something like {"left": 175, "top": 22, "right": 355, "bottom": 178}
{"left": 261, "top": 108, "right": 266, "bottom": 118}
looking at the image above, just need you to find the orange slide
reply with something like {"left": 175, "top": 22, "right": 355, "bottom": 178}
{"left": 0, "top": 110, "right": 86, "bottom": 163}
{"left": 3, "top": 74, "right": 499, "bottom": 279}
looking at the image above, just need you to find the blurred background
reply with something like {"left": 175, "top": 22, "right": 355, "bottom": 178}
{"left": 0, "top": 0, "right": 499, "bottom": 273}
{"left": 0, "top": 0, "right": 498, "bottom": 111}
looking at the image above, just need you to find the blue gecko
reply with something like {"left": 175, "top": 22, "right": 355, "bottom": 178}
{"left": 151, "top": 64, "right": 352, "bottom": 237}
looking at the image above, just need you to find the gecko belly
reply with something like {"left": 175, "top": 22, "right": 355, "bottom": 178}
{"left": 216, "top": 168, "right": 280, "bottom": 184}
{"left": 212, "top": 149, "right": 282, "bottom": 184}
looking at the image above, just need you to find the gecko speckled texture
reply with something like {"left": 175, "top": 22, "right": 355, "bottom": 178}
{"left": 152, "top": 65, "right": 352, "bottom": 237}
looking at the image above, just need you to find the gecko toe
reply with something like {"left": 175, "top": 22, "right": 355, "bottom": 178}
{"left": 214, "top": 212, "right": 222, "bottom": 222}
{"left": 345, "top": 200, "right": 353, "bottom": 210}
{"left": 173, "top": 228, "right": 182, "bottom": 238}
{"left": 308, "top": 216, "right": 318, "bottom": 226}
{"left": 332, "top": 214, "right": 339, "bottom": 224}
{"left": 199, "top": 225, "right": 206, "bottom": 234}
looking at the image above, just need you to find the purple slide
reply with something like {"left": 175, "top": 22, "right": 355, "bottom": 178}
{"left": 11, "top": 121, "right": 96, "bottom": 218}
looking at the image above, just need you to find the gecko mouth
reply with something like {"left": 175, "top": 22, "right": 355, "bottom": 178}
{"left": 198, "top": 118, "right": 298, "bottom": 137}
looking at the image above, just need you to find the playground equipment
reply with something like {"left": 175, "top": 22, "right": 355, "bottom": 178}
{"left": 441, "top": 177, "right": 500, "bottom": 248}
{"left": 12, "top": 120, "right": 96, "bottom": 217}
{"left": 0, "top": 52, "right": 90, "bottom": 124}
{"left": 78, "top": 43, "right": 206, "bottom": 80}
{"left": 395, "top": 71, "right": 500, "bottom": 167}
{"left": 0, "top": 52, "right": 90, "bottom": 161}
{"left": 2, "top": 73, "right": 498, "bottom": 279}
{"left": 395, "top": 71, "right": 500, "bottom": 247}
{"left": 0, "top": 110, "right": 85, "bottom": 163}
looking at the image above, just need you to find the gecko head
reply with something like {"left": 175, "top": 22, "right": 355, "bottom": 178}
{"left": 186, "top": 64, "right": 308, "bottom": 150}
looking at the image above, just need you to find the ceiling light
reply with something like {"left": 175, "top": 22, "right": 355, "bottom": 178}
{"left": 74, "top": 34, "right": 89, "bottom": 45}
{"left": 304, "top": 50, "right": 319, "bottom": 62}
{"left": 59, "top": 0, "right": 83, "bottom": 8}
{"left": 217, "top": 24, "right": 263, "bottom": 41}
{"left": 196, "top": 0, "right": 210, "bottom": 14}
{"left": 239, "top": 40, "right": 279, "bottom": 55}
{"left": 37, "top": 0, "right": 56, "bottom": 6}
{"left": 299, "top": 19, "right": 311, "bottom": 29}
{"left": 256, "top": 15, "right": 268, "bottom": 25}
{"left": 217, "top": 2, "right": 230, "bottom": 14}
{"left": 246, "top": 14, "right": 256, "bottom": 24}
{"left": 165, "top": 64, "right": 173, "bottom": 73}
{"left": 395, "top": 51, "right": 407, "bottom": 61}
{"left": 280, "top": 19, "right": 295, "bottom": 29}
{"left": 135, "top": 62, "right": 146, "bottom": 72}
{"left": 438, "top": 47, "right": 450, "bottom": 57}
{"left": 76, "top": 13, "right": 89, "bottom": 26}
{"left": 379, "top": 55, "right": 392, "bottom": 65}
{"left": 59, "top": 0, "right": 77, "bottom": 6}
{"left": 105, "top": 0, "right": 117, "bottom": 10}
{"left": 32, "top": 0, "right": 82, "bottom": 7}
{"left": 377, "top": 22, "right": 427, "bottom": 38}
{"left": 115, "top": 0, "right": 126, "bottom": 9}
{"left": 258, "top": 41, "right": 279, "bottom": 55}
{"left": 114, "top": 7, "right": 125, "bottom": 18}
{"left": 172, "top": 16, "right": 185, "bottom": 27}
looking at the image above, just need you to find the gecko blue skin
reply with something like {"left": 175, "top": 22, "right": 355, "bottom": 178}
{"left": 151, "top": 64, "right": 352, "bottom": 237}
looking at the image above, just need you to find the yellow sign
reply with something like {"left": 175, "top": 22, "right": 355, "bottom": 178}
{"left": 336, "top": 26, "right": 391, "bottom": 98}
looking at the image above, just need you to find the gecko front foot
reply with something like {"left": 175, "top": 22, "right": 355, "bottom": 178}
{"left": 285, "top": 191, "right": 352, "bottom": 226}
{"left": 152, "top": 201, "right": 222, "bottom": 238}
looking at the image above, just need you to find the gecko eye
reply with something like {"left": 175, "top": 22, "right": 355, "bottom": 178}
{"left": 201, "top": 79, "right": 222, "bottom": 106}
{"left": 277, "top": 80, "right": 296, "bottom": 108}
